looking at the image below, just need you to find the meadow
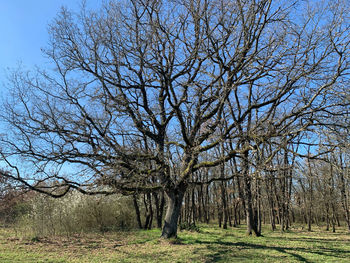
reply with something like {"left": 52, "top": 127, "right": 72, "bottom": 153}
{"left": 1, "top": 224, "right": 349, "bottom": 262}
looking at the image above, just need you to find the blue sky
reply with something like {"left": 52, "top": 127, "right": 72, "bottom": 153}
{"left": 0, "top": 0, "right": 98, "bottom": 89}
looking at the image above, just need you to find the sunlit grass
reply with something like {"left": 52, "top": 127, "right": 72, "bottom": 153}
{"left": 0, "top": 224, "right": 349, "bottom": 262}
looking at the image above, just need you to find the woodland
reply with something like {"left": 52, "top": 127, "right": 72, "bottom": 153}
{"left": 0, "top": 0, "right": 350, "bottom": 246}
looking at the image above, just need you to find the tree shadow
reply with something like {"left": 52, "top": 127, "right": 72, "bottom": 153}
{"left": 186, "top": 237, "right": 350, "bottom": 262}
{"left": 277, "top": 236, "right": 350, "bottom": 243}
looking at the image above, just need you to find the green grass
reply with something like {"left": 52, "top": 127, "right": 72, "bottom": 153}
{"left": 0, "top": 224, "right": 349, "bottom": 262}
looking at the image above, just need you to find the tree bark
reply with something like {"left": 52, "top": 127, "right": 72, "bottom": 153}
{"left": 221, "top": 173, "right": 228, "bottom": 229}
{"left": 338, "top": 152, "right": 350, "bottom": 231}
{"left": 143, "top": 193, "right": 153, "bottom": 230}
{"left": 153, "top": 191, "right": 165, "bottom": 228}
{"left": 161, "top": 186, "right": 186, "bottom": 238}
{"left": 243, "top": 154, "right": 261, "bottom": 236}
{"left": 133, "top": 194, "right": 142, "bottom": 229}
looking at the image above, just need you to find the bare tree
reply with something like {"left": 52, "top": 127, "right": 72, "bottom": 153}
{"left": 1, "top": 0, "right": 350, "bottom": 238}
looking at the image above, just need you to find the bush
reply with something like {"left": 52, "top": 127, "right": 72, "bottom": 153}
{"left": 0, "top": 191, "right": 32, "bottom": 226}
{"left": 15, "top": 191, "right": 136, "bottom": 237}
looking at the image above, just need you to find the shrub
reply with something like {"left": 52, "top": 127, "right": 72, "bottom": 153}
{"left": 15, "top": 191, "right": 136, "bottom": 237}
{"left": 0, "top": 190, "right": 32, "bottom": 226}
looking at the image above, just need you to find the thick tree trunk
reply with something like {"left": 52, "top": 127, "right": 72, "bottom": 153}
{"left": 161, "top": 187, "right": 186, "bottom": 238}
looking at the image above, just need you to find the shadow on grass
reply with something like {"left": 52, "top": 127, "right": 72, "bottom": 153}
{"left": 182, "top": 236, "right": 350, "bottom": 262}
{"left": 276, "top": 236, "right": 350, "bottom": 243}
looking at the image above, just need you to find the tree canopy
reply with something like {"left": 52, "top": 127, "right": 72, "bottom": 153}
{"left": 1, "top": 0, "right": 349, "bottom": 238}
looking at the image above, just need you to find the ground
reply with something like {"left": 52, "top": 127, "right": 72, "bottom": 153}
{"left": 0, "top": 224, "right": 349, "bottom": 262}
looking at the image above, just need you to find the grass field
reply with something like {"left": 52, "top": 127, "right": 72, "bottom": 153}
{"left": 0, "top": 224, "right": 349, "bottom": 262}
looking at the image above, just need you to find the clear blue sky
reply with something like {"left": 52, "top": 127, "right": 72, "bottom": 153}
{"left": 0, "top": 0, "right": 98, "bottom": 88}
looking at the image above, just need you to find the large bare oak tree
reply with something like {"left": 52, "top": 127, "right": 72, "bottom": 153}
{"left": 1, "top": 0, "right": 349, "bottom": 237}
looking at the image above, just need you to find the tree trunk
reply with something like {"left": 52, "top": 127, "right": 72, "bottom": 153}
{"left": 241, "top": 148, "right": 261, "bottom": 237}
{"left": 191, "top": 187, "right": 197, "bottom": 226}
{"left": 153, "top": 191, "right": 165, "bottom": 228}
{"left": 161, "top": 187, "right": 186, "bottom": 238}
{"left": 244, "top": 169, "right": 261, "bottom": 236}
{"left": 147, "top": 193, "right": 153, "bottom": 229}
{"left": 221, "top": 181, "right": 228, "bottom": 229}
{"left": 143, "top": 193, "right": 153, "bottom": 230}
{"left": 325, "top": 203, "right": 330, "bottom": 231}
{"left": 331, "top": 203, "right": 337, "bottom": 233}
{"left": 133, "top": 194, "right": 142, "bottom": 229}
{"left": 338, "top": 152, "right": 350, "bottom": 231}
{"left": 233, "top": 201, "right": 239, "bottom": 227}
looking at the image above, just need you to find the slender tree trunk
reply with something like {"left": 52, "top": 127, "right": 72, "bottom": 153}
{"left": 266, "top": 176, "right": 276, "bottom": 231}
{"left": 220, "top": 164, "right": 228, "bottom": 229}
{"left": 286, "top": 164, "right": 293, "bottom": 230}
{"left": 159, "top": 192, "right": 165, "bottom": 228}
{"left": 227, "top": 191, "right": 233, "bottom": 227}
{"left": 338, "top": 152, "right": 350, "bottom": 231}
{"left": 272, "top": 174, "right": 282, "bottom": 227}
{"left": 325, "top": 203, "right": 330, "bottom": 231}
{"left": 197, "top": 186, "right": 202, "bottom": 222}
{"left": 153, "top": 191, "right": 165, "bottom": 228}
{"left": 307, "top": 160, "right": 313, "bottom": 232}
{"left": 143, "top": 193, "right": 153, "bottom": 229}
{"left": 184, "top": 192, "right": 189, "bottom": 224}
{"left": 191, "top": 187, "right": 196, "bottom": 226}
{"left": 221, "top": 184, "right": 228, "bottom": 229}
{"left": 147, "top": 193, "right": 153, "bottom": 229}
{"left": 331, "top": 203, "right": 337, "bottom": 233}
{"left": 205, "top": 174, "right": 210, "bottom": 223}
{"left": 133, "top": 194, "right": 142, "bottom": 229}
{"left": 218, "top": 192, "right": 223, "bottom": 228}
{"left": 233, "top": 201, "right": 238, "bottom": 227}
{"left": 256, "top": 179, "right": 262, "bottom": 235}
